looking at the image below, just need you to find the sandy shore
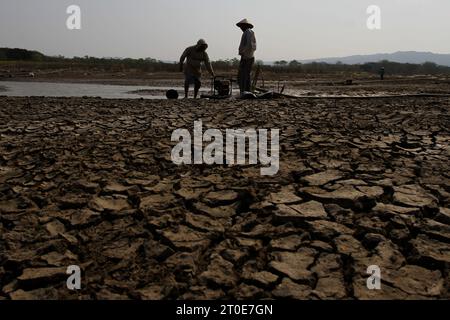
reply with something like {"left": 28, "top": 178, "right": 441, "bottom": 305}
{"left": 0, "top": 96, "right": 449, "bottom": 300}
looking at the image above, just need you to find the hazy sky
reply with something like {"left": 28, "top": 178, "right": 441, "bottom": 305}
{"left": 1, "top": 0, "right": 449, "bottom": 61}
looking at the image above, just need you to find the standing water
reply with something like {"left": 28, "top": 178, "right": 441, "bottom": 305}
{"left": 0, "top": 81, "right": 206, "bottom": 99}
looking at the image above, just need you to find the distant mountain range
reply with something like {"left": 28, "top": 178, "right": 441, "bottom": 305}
{"left": 300, "top": 51, "right": 450, "bottom": 67}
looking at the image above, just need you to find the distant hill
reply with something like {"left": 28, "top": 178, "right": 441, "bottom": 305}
{"left": 300, "top": 51, "right": 450, "bottom": 67}
{"left": 2, "top": 47, "right": 450, "bottom": 75}
{"left": 0, "top": 48, "right": 46, "bottom": 61}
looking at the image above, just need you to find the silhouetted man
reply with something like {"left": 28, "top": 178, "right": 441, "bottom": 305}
{"left": 236, "top": 19, "right": 257, "bottom": 94}
{"left": 179, "top": 39, "right": 214, "bottom": 98}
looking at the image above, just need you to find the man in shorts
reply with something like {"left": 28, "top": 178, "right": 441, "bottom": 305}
{"left": 179, "top": 39, "right": 215, "bottom": 98}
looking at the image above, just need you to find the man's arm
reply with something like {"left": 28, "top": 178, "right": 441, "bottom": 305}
{"left": 204, "top": 52, "right": 215, "bottom": 77}
{"left": 179, "top": 48, "right": 188, "bottom": 72}
{"left": 238, "top": 33, "right": 247, "bottom": 56}
{"left": 250, "top": 31, "right": 257, "bottom": 52}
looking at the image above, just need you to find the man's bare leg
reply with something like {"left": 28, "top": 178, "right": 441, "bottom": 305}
{"left": 184, "top": 81, "right": 190, "bottom": 99}
{"left": 184, "top": 81, "right": 190, "bottom": 98}
{"left": 194, "top": 81, "right": 201, "bottom": 99}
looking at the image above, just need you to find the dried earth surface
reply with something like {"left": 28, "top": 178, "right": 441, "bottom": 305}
{"left": 0, "top": 94, "right": 449, "bottom": 300}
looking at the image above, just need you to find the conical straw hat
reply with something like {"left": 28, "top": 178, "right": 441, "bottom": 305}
{"left": 236, "top": 18, "right": 254, "bottom": 29}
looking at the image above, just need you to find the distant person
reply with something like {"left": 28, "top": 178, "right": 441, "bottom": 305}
{"left": 179, "top": 39, "right": 215, "bottom": 98}
{"left": 379, "top": 67, "right": 385, "bottom": 80}
{"left": 236, "top": 19, "right": 257, "bottom": 94}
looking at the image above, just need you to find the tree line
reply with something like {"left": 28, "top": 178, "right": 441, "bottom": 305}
{"left": 1, "top": 48, "right": 450, "bottom": 75}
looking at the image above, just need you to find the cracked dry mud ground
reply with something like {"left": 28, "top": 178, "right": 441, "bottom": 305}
{"left": 0, "top": 96, "right": 449, "bottom": 300}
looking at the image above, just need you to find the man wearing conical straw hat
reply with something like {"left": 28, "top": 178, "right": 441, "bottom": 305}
{"left": 236, "top": 18, "right": 257, "bottom": 94}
